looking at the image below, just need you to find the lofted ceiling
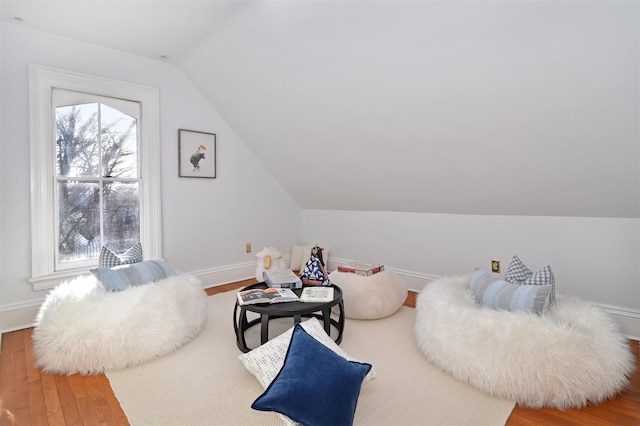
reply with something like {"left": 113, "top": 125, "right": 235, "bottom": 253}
{"left": 2, "top": 0, "right": 639, "bottom": 218}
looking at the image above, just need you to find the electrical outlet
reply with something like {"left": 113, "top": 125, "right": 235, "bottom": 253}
{"left": 245, "top": 242, "right": 252, "bottom": 253}
{"left": 491, "top": 259, "right": 501, "bottom": 273}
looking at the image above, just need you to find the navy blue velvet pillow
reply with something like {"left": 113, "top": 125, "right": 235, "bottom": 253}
{"left": 251, "top": 323, "right": 372, "bottom": 426}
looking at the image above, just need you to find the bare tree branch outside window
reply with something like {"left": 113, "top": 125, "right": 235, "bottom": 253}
{"left": 55, "top": 102, "right": 140, "bottom": 262}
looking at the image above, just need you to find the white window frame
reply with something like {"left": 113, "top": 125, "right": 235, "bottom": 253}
{"left": 29, "top": 65, "right": 162, "bottom": 291}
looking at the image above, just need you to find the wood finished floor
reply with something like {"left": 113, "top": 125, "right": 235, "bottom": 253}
{"left": 1, "top": 279, "right": 638, "bottom": 425}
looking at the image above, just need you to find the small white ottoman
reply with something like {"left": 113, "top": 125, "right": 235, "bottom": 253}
{"left": 329, "top": 269, "right": 407, "bottom": 320}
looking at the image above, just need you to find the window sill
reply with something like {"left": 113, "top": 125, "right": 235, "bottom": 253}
{"left": 30, "top": 269, "right": 90, "bottom": 292}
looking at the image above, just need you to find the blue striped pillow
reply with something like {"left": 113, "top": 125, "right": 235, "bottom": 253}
{"left": 91, "top": 260, "right": 177, "bottom": 292}
{"left": 470, "top": 270, "right": 551, "bottom": 315}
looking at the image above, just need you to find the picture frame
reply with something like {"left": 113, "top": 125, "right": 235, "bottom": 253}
{"left": 178, "top": 129, "right": 216, "bottom": 178}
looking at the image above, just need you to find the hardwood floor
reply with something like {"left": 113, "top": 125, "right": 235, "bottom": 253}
{"left": 1, "top": 280, "right": 638, "bottom": 425}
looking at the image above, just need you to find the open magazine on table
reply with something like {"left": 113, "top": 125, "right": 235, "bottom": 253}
{"left": 236, "top": 287, "right": 299, "bottom": 305}
{"left": 299, "top": 286, "right": 334, "bottom": 303}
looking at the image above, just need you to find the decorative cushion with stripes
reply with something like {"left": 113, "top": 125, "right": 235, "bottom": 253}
{"left": 470, "top": 269, "right": 551, "bottom": 315}
{"left": 90, "top": 259, "right": 177, "bottom": 292}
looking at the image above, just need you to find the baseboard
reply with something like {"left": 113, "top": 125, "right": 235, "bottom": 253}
{"left": 0, "top": 260, "right": 263, "bottom": 333}
{"left": 328, "top": 257, "right": 439, "bottom": 293}
{"left": 2, "top": 259, "right": 639, "bottom": 341}
{"left": 330, "top": 257, "right": 640, "bottom": 341}
{"left": 190, "top": 260, "right": 258, "bottom": 288}
{"left": 0, "top": 298, "right": 43, "bottom": 334}
{"left": 594, "top": 303, "right": 640, "bottom": 341}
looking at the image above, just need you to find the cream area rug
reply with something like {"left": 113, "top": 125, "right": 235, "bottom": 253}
{"left": 106, "top": 290, "right": 515, "bottom": 425}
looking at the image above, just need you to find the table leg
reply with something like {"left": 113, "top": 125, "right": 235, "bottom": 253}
{"left": 233, "top": 302, "right": 240, "bottom": 337}
{"left": 321, "top": 307, "right": 331, "bottom": 335}
{"left": 233, "top": 304, "right": 252, "bottom": 353}
{"left": 260, "top": 314, "right": 269, "bottom": 345}
{"left": 335, "top": 300, "right": 345, "bottom": 344}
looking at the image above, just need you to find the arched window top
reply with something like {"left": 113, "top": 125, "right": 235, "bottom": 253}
{"left": 29, "top": 65, "right": 161, "bottom": 290}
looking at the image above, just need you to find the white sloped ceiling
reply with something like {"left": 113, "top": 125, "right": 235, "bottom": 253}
{"left": 3, "top": 0, "right": 639, "bottom": 217}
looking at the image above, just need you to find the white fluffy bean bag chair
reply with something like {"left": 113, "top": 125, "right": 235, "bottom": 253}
{"left": 414, "top": 275, "right": 634, "bottom": 409}
{"left": 33, "top": 273, "right": 208, "bottom": 375}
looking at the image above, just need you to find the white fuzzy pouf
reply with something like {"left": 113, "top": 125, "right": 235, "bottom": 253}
{"left": 414, "top": 275, "right": 634, "bottom": 409}
{"left": 33, "top": 273, "right": 208, "bottom": 375}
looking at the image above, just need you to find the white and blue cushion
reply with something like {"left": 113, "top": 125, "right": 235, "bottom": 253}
{"left": 505, "top": 255, "right": 556, "bottom": 304}
{"left": 470, "top": 270, "right": 551, "bottom": 315}
{"left": 98, "top": 242, "right": 143, "bottom": 268}
{"left": 90, "top": 259, "right": 177, "bottom": 292}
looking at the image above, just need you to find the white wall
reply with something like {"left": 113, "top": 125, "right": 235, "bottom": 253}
{"left": 179, "top": 0, "right": 639, "bottom": 219}
{"left": 303, "top": 209, "right": 639, "bottom": 338}
{"left": 1, "top": 21, "right": 638, "bottom": 340}
{"left": 0, "top": 23, "right": 302, "bottom": 330}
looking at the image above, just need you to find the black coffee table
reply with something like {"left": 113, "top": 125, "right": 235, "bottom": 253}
{"left": 233, "top": 282, "right": 345, "bottom": 353}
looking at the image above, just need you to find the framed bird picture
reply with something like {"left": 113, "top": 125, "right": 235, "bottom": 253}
{"left": 178, "top": 129, "right": 216, "bottom": 178}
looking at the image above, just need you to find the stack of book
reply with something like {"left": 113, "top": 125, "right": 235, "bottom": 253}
{"left": 337, "top": 262, "right": 385, "bottom": 277}
{"left": 263, "top": 269, "right": 303, "bottom": 289}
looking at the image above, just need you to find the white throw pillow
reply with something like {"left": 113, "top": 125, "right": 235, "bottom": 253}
{"left": 238, "top": 317, "right": 375, "bottom": 390}
{"left": 289, "top": 245, "right": 312, "bottom": 271}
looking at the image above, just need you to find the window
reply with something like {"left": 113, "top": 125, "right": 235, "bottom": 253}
{"left": 55, "top": 90, "right": 142, "bottom": 269}
{"left": 29, "top": 66, "right": 162, "bottom": 291}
